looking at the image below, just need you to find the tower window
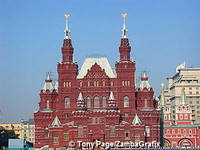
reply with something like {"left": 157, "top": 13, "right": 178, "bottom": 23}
{"left": 80, "top": 81, "right": 82, "bottom": 87}
{"left": 144, "top": 99, "right": 148, "bottom": 108}
{"left": 65, "top": 97, "right": 70, "bottom": 108}
{"left": 87, "top": 97, "right": 91, "bottom": 108}
{"left": 63, "top": 131, "right": 69, "bottom": 141}
{"left": 46, "top": 100, "right": 50, "bottom": 109}
{"left": 78, "top": 126, "right": 83, "bottom": 137}
{"left": 53, "top": 136, "right": 59, "bottom": 145}
{"left": 94, "top": 96, "right": 100, "bottom": 108}
{"left": 110, "top": 125, "right": 115, "bottom": 137}
{"left": 103, "top": 81, "right": 106, "bottom": 86}
{"left": 124, "top": 96, "right": 129, "bottom": 107}
{"left": 111, "top": 81, "right": 113, "bottom": 86}
{"left": 102, "top": 96, "right": 107, "bottom": 108}
{"left": 125, "top": 130, "right": 130, "bottom": 139}
{"left": 145, "top": 126, "right": 150, "bottom": 137}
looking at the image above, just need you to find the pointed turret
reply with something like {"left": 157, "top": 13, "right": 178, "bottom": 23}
{"left": 43, "top": 72, "right": 54, "bottom": 92}
{"left": 132, "top": 114, "right": 142, "bottom": 125}
{"left": 139, "top": 72, "right": 151, "bottom": 90}
{"left": 76, "top": 92, "right": 86, "bottom": 111}
{"left": 119, "top": 13, "right": 131, "bottom": 62}
{"left": 62, "top": 14, "right": 74, "bottom": 63}
{"left": 108, "top": 91, "right": 117, "bottom": 110}
{"left": 51, "top": 116, "right": 61, "bottom": 127}
{"left": 180, "top": 87, "right": 187, "bottom": 105}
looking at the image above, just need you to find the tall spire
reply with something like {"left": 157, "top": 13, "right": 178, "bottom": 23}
{"left": 61, "top": 13, "right": 74, "bottom": 63}
{"left": 121, "top": 13, "right": 128, "bottom": 38}
{"left": 64, "top": 14, "right": 71, "bottom": 39}
{"left": 119, "top": 13, "right": 131, "bottom": 62}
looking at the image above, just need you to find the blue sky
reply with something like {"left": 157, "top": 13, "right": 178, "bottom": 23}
{"left": 0, "top": 0, "right": 199, "bottom": 122}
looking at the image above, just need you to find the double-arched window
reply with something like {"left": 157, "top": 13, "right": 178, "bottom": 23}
{"left": 64, "top": 97, "right": 70, "bottom": 108}
{"left": 124, "top": 96, "right": 129, "bottom": 107}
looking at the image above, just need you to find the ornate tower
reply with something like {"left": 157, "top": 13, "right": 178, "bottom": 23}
{"left": 115, "top": 13, "right": 136, "bottom": 114}
{"left": 39, "top": 72, "right": 57, "bottom": 111}
{"left": 57, "top": 14, "right": 78, "bottom": 112}
{"left": 136, "top": 72, "right": 154, "bottom": 109}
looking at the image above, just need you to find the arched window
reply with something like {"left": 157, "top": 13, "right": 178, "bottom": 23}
{"left": 65, "top": 97, "right": 70, "bottom": 108}
{"left": 79, "top": 81, "right": 82, "bottom": 87}
{"left": 44, "top": 128, "right": 49, "bottom": 138}
{"left": 94, "top": 96, "right": 100, "bottom": 108}
{"left": 96, "top": 81, "right": 99, "bottom": 87}
{"left": 102, "top": 97, "right": 107, "bottom": 108}
{"left": 110, "top": 125, "right": 115, "bottom": 137}
{"left": 124, "top": 96, "right": 129, "bottom": 107}
{"left": 125, "top": 130, "right": 130, "bottom": 140}
{"left": 87, "top": 97, "right": 91, "bottom": 108}
{"left": 144, "top": 99, "right": 148, "bottom": 108}
{"left": 46, "top": 100, "right": 50, "bottom": 109}
{"left": 78, "top": 126, "right": 83, "bottom": 137}
{"left": 63, "top": 131, "right": 69, "bottom": 141}
{"left": 103, "top": 81, "right": 106, "bottom": 86}
{"left": 110, "top": 81, "right": 113, "bottom": 86}
{"left": 184, "top": 114, "right": 188, "bottom": 119}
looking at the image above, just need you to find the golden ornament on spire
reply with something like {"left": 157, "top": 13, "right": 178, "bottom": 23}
{"left": 64, "top": 14, "right": 70, "bottom": 20}
{"left": 121, "top": 13, "right": 127, "bottom": 19}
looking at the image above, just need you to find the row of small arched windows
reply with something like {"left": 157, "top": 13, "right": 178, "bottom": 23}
{"left": 63, "top": 96, "right": 130, "bottom": 108}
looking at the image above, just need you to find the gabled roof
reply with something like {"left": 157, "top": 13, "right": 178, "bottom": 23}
{"left": 77, "top": 57, "right": 116, "bottom": 79}
{"left": 43, "top": 73, "right": 54, "bottom": 91}
{"left": 132, "top": 114, "right": 142, "bottom": 125}
{"left": 51, "top": 116, "right": 61, "bottom": 127}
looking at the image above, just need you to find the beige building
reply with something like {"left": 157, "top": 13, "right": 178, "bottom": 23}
{"left": 159, "top": 63, "right": 200, "bottom": 125}
{"left": 21, "top": 119, "right": 35, "bottom": 144}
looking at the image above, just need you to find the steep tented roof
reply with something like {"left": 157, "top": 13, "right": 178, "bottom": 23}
{"left": 139, "top": 72, "right": 151, "bottom": 90}
{"left": 77, "top": 57, "right": 116, "bottom": 79}
{"left": 43, "top": 73, "right": 54, "bottom": 91}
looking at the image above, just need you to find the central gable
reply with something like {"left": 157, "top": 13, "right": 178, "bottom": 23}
{"left": 85, "top": 63, "right": 109, "bottom": 79}
{"left": 77, "top": 57, "right": 116, "bottom": 79}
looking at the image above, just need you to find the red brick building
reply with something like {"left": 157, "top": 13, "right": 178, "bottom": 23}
{"left": 160, "top": 87, "right": 200, "bottom": 148}
{"left": 34, "top": 14, "right": 160, "bottom": 149}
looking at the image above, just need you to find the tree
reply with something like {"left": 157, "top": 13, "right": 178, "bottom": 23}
{"left": 0, "top": 126, "right": 18, "bottom": 148}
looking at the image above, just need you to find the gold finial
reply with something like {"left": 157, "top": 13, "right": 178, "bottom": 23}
{"left": 64, "top": 14, "right": 70, "bottom": 20}
{"left": 121, "top": 13, "right": 127, "bottom": 19}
